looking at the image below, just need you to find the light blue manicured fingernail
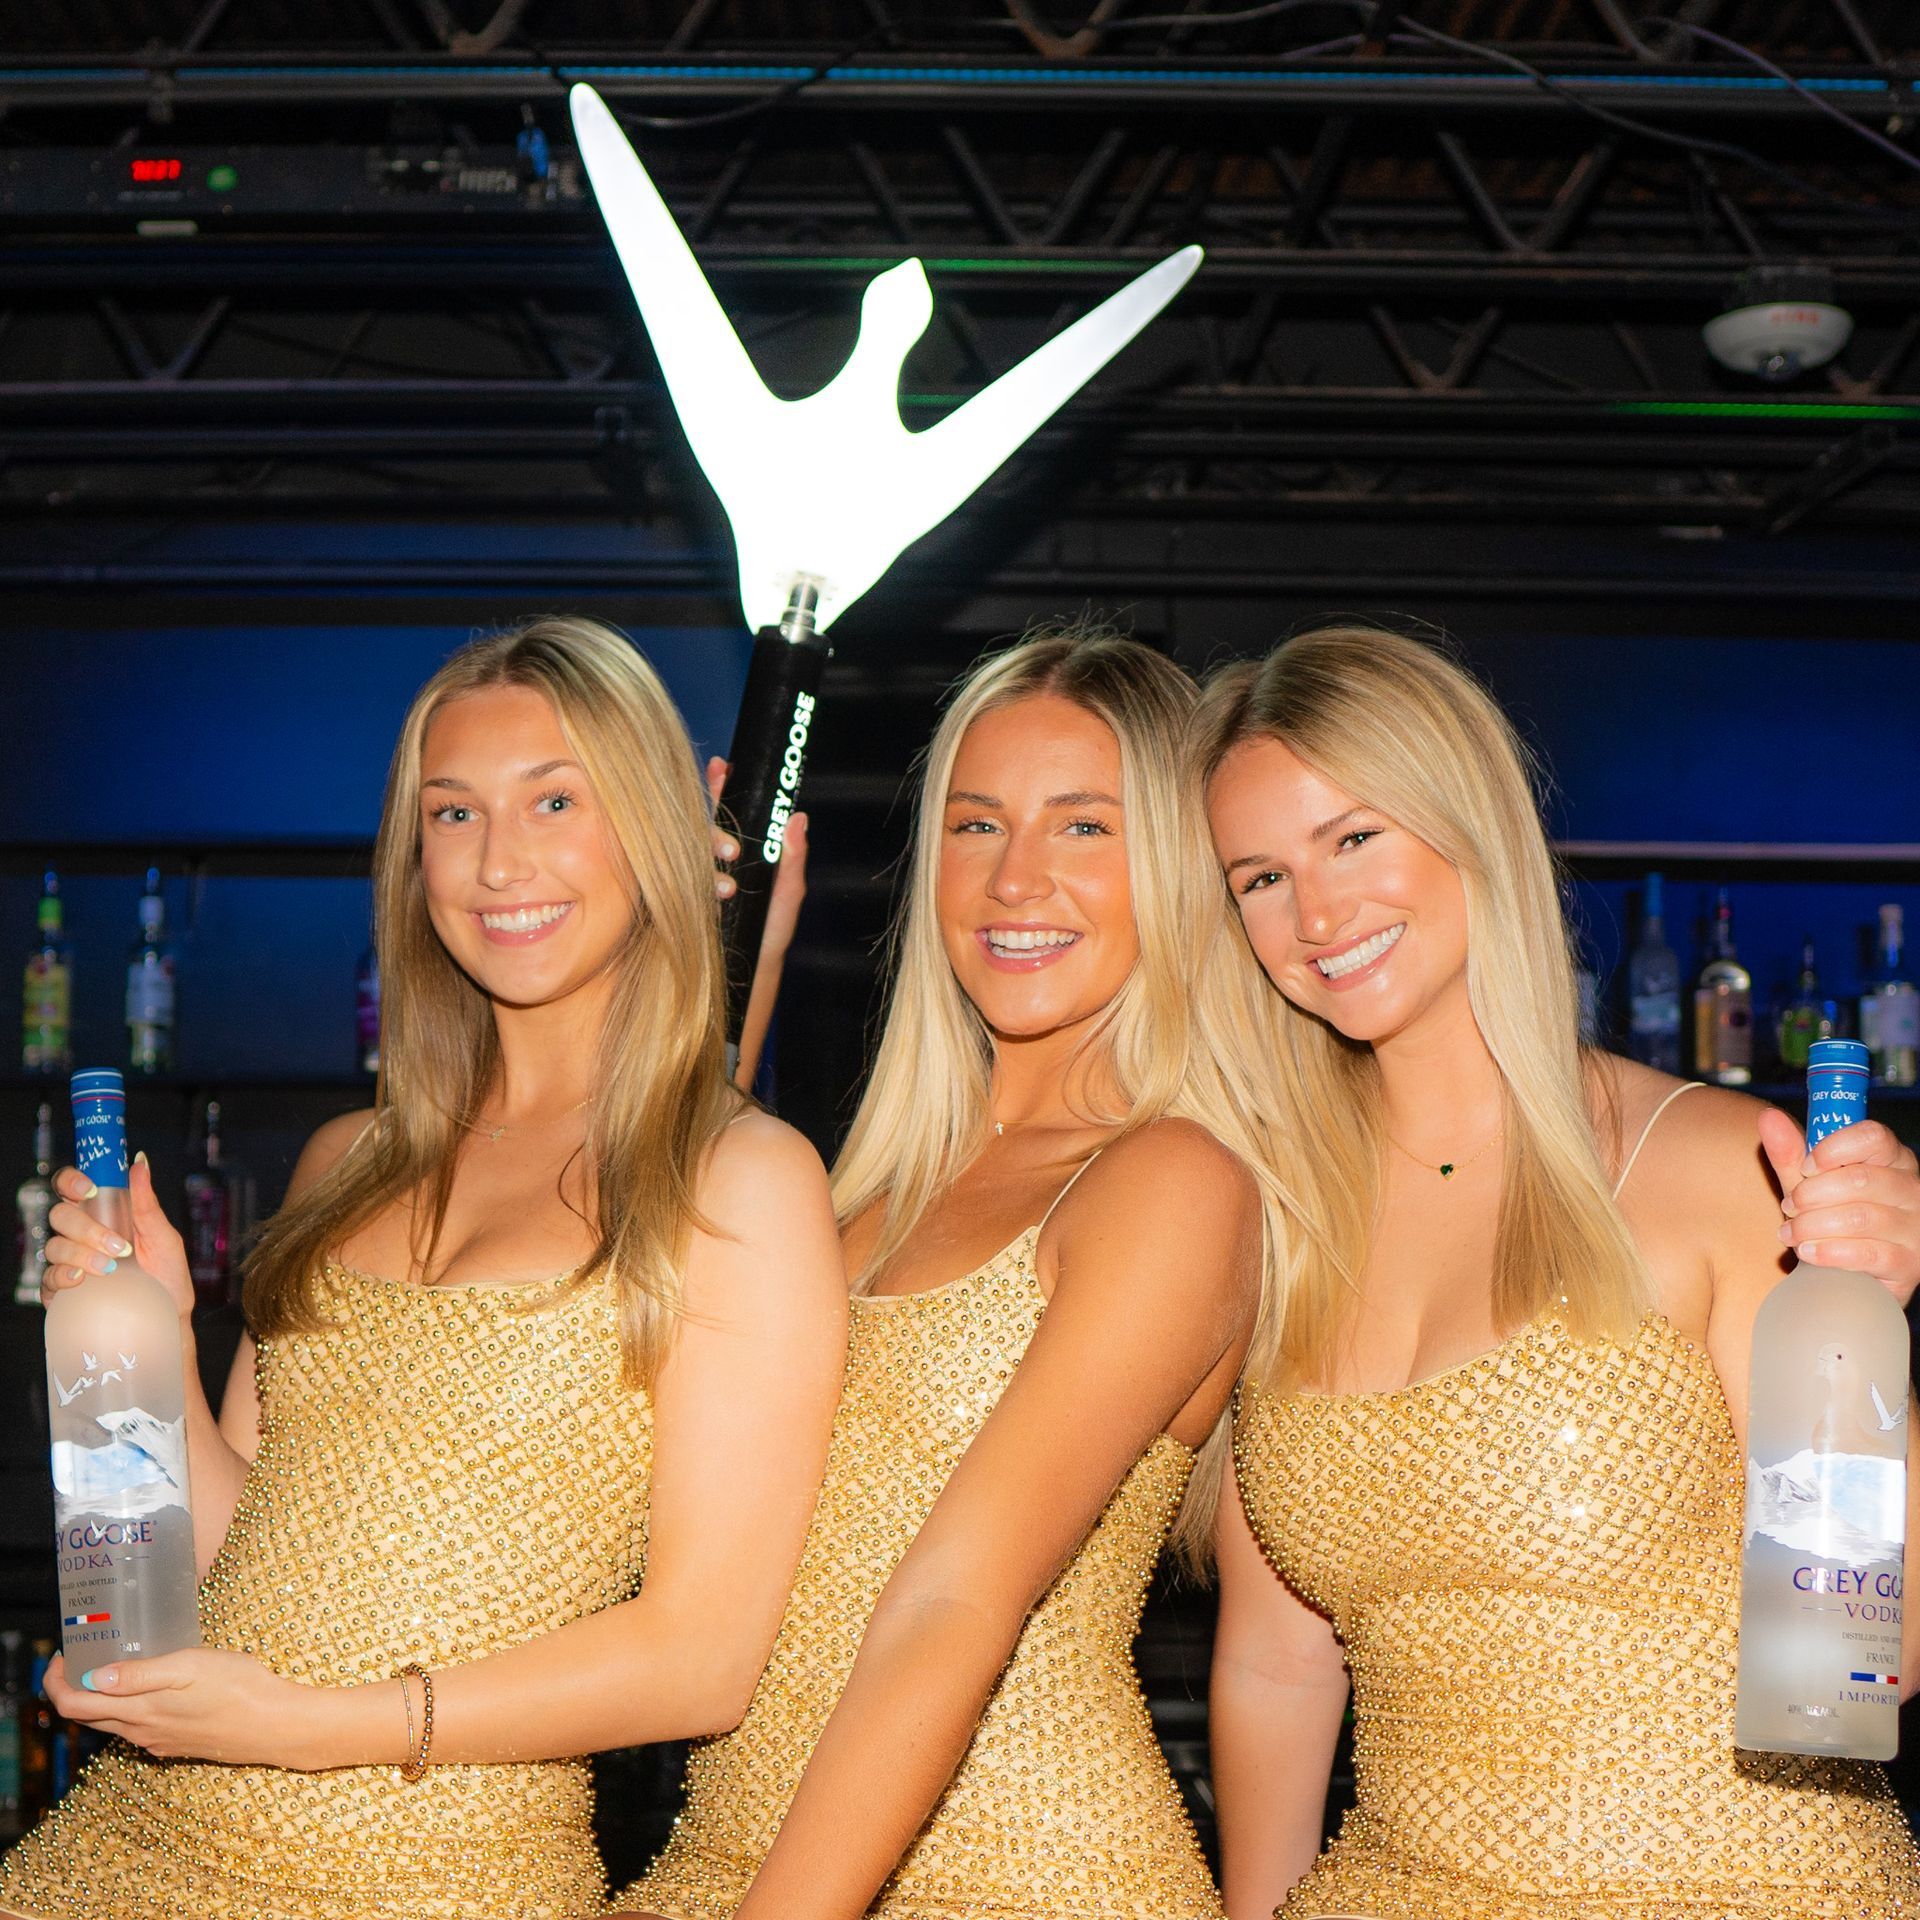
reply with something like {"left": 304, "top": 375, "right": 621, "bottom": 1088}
{"left": 101, "top": 1260, "right": 118, "bottom": 1274}
{"left": 79, "top": 1670, "right": 98, "bottom": 1691}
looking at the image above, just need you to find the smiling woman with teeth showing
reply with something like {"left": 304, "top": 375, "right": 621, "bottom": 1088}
{"left": 616, "top": 624, "right": 1266, "bottom": 1920}
{"left": 1, "top": 617, "right": 847, "bottom": 1920}
{"left": 1192, "top": 625, "right": 1920, "bottom": 1920}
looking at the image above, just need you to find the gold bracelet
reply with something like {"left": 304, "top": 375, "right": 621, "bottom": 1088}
{"left": 398, "top": 1670, "right": 416, "bottom": 1776}
{"left": 398, "top": 1663, "right": 434, "bottom": 1784}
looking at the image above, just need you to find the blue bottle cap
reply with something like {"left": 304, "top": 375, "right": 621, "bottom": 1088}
{"left": 1807, "top": 1039, "right": 1869, "bottom": 1075}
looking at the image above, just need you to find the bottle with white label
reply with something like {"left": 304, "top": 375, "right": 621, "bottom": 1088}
{"left": 44, "top": 1070, "right": 199, "bottom": 1668}
{"left": 1736, "top": 1039, "right": 1909, "bottom": 1760}
{"left": 1627, "top": 871, "right": 1681, "bottom": 1073}
{"left": 1860, "top": 903, "right": 1918, "bottom": 1090}
{"left": 125, "top": 868, "right": 175, "bottom": 1077}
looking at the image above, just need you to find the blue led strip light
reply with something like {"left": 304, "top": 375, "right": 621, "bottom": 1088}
{"left": 0, "top": 61, "right": 1895, "bottom": 95}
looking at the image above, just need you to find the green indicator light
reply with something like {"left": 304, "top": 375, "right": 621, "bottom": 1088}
{"left": 1613, "top": 400, "right": 1920, "bottom": 423}
{"left": 206, "top": 164, "right": 238, "bottom": 193}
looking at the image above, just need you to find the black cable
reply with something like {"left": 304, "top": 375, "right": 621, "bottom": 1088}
{"left": 1636, "top": 16, "right": 1920, "bottom": 178}
{"left": 1382, "top": 13, "right": 1918, "bottom": 230}
{"left": 601, "top": 26, "right": 890, "bottom": 134}
{"left": 985, "top": 0, "right": 1916, "bottom": 226}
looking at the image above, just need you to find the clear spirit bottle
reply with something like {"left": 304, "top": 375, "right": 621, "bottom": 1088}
{"left": 1693, "top": 886, "right": 1753, "bottom": 1086}
{"left": 125, "top": 869, "right": 175, "bottom": 1078}
{"left": 22, "top": 872, "right": 71, "bottom": 1077}
{"left": 1627, "top": 871, "right": 1681, "bottom": 1073}
{"left": 1737, "top": 1040, "right": 1908, "bottom": 1760}
{"left": 14, "top": 1102, "right": 55, "bottom": 1306}
{"left": 1860, "top": 904, "right": 1918, "bottom": 1090}
{"left": 45, "top": 1070, "right": 200, "bottom": 1668}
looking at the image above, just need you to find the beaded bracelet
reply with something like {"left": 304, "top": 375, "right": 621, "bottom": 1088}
{"left": 398, "top": 1664, "right": 435, "bottom": 1784}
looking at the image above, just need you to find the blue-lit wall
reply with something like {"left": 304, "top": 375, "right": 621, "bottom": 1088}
{"left": 2, "top": 624, "right": 750, "bottom": 1081}
{"left": 2, "top": 617, "right": 1915, "bottom": 1093}
{"left": 1455, "top": 626, "right": 1920, "bottom": 1060}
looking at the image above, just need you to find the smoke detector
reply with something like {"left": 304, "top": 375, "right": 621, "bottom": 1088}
{"left": 1704, "top": 264, "right": 1853, "bottom": 383}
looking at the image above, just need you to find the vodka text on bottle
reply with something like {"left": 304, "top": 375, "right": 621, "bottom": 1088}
{"left": 44, "top": 1071, "right": 199, "bottom": 1667}
{"left": 1736, "top": 1040, "right": 1909, "bottom": 1759}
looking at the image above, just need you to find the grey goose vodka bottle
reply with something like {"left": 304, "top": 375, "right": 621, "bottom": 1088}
{"left": 44, "top": 1070, "right": 199, "bottom": 1667}
{"left": 1736, "top": 1041, "right": 1908, "bottom": 1759}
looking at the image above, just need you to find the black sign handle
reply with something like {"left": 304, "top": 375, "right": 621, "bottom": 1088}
{"left": 718, "top": 588, "right": 830, "bottom": 1043}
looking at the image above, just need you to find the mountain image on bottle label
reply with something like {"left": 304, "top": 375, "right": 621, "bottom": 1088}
{"left": 1737, "top": 1273, "right": 1909, "bottom": 1759}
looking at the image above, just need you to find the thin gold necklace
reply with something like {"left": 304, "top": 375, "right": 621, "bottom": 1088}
{"left": 1383, "top": 1128, "right": 1501, "bottom": 1181}
{"left": 459, "top": 1098, "right": 590, "bottom": 1145}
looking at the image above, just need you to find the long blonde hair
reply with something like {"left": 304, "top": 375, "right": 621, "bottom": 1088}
{"left": 831, "top": 622, "right": 1269, "bottom": 1566}
{"left": 1189, "top": 624, "right": 1650, "bottom": 1391}
{"left": 831, "top": 623, "right": 1220, "bottom": 1279}
{"left": 244, "top": 616, "right": 740, "bottom": 1387}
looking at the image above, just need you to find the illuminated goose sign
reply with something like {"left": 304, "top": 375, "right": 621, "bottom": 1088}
{"left": 568, "top": 83, "right": 1202, "bottom": 1031}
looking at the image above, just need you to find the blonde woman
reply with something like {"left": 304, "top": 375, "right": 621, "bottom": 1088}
{"left": 0, "top": 620, "right": 847, "bottom": 1920}
{"left": 617, "top": 626, "right": 1262, "bottom": 1920}
{"left": 1196, "top": 626, "right": 1920, "bottom": 1919}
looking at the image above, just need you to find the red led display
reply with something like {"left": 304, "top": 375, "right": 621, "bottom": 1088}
{"left": 130, "top": 158, "right": 183, "bottom": 184}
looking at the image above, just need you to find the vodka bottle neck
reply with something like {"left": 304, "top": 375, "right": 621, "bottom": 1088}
{"left": 80, "top": 1184, "right": 135, "bottom": 1246}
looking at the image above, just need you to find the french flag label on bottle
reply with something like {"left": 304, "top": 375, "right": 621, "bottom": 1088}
{"left": 63, "top": 1612, "right": 112, "bottom": 1626}
{"left": 1850, "top": 1671, "right": 1899, "bottom": 1686}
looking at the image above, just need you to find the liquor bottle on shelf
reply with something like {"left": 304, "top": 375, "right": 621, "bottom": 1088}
{"left": 1859, "top": 904, "right": 1918, "bottom": 1090}
{"left": 1775, "top": 939, "right": 1837, "bottom": 1076}
{"left": 0, "top": 1629, "right": 23, "bottom": 1841}
{"left": 22, "top": 871, "right": 72, "bottom": 1077}
{"left": 183, "top": 1099, "right": 234, "bottom": 1312}
{"left": 1627, "top": 871, "right": 1681, "bottom": 1073}
{"left": 125, "top": 868, "right": 175, "bottom": 1078}
{"left": 355, "top": 942, "right": 381, "bottom": 1076}
{"left": 15, "top": 1102, "right": 56, "bottom": 1306}
{"left": 1693, "top": 886, "right": 1752, "bottom": 1087}
{"left": 1737, "top": 1040, "right": 1909, "bottom": 1761}
{"left": 46, "top": 1069, "right": 200, "bottom": 1668}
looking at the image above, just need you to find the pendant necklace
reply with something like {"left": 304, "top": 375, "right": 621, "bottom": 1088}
{"left": 1383, "top": 1128, "right": 1500, "bottom": 1181}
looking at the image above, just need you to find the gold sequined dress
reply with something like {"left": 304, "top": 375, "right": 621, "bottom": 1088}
{"left": 621, "top": 1224, "right": 1221, "bottom": 1920}
{"left": 1235, "top": 1314, "right": 1920, "bottom": 1919}
{"left": 0, "top": 1261, "right": 652, "bottom": 1920}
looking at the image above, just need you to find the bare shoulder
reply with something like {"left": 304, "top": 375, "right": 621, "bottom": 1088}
{"left": 1613, "top": 1068, "right": 1779, "bottom": 1279}
{"left": 696, "top": 1108, "right": 834, "bottom": 1235}
{"left": 1091, "top": 1115, "right": 1255, "bottom": 1201}
{"left": 1059, "top": 1118, "right": 1260, "bottom": 1273}
{"left": 286, "top": 1105, "right": 378, "bottom": 1203}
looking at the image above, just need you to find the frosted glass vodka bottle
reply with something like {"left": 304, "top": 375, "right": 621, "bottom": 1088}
{"left": 1736, "top": 1039, "right": 1908, "bottom": 1759}
{"left": 44, "top": 1070, "right": 200, "bottom": 1668}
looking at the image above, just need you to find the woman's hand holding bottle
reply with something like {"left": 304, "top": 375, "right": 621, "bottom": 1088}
{"left": 42, "top": 1154, "right": 194, "bottom": 1323}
